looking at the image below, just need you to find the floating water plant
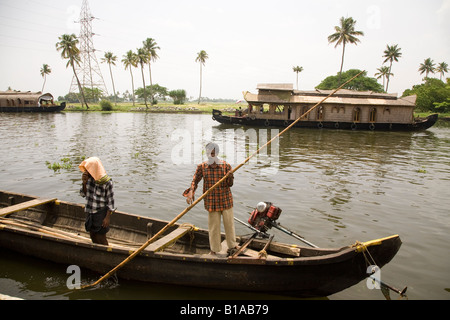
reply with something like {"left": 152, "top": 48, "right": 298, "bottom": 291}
{"left": 46, "top": 157, "right": 73, "bottom": 172}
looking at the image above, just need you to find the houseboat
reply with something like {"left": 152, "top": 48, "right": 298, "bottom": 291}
{"left": 0, "top": 91, "right": 66, "bottom": 112}
{"left": 212, "top": 84, "right": 437, "bottom": 131}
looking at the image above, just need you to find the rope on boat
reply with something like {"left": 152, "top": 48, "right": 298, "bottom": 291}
{"left": 352, "top": 239, "right": 408, "bottom": 300}
{"left": 81, "top": 71, "right": 365, "bottom": 289}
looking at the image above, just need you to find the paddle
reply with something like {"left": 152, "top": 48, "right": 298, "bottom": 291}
{"left": 80, "top": 70, "right": 365, "bottom": 289}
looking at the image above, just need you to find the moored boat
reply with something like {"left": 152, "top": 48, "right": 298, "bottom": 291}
{"left": 212, "top": 84, "right": 437, "bottom": 131}
{"left": 0, "top": 91, "right": 66, "bottom": 112}
{"left": 0, "top": 190, "right": 402, "bottom": 298}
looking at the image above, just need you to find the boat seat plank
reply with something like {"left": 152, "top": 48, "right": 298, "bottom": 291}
{"left": 221, "top": 240, "right": 277, "bottom": 259}
{"left": 147, "top": 225, "right": 193, "bottom": 252}
{"left": 0, "top": 198, "right": 57, "bottom": 217}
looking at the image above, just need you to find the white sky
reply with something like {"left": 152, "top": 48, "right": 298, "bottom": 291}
{"left": 0, "top": 0, "right": 449, "bottom": 100}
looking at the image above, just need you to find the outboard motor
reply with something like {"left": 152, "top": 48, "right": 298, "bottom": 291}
{"left": 248, "top": 201, "right": 282, "bottom": 232}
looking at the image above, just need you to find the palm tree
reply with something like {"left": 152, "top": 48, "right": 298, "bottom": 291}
{"left": 419, "top": 58, "right": 436, "bottom": 79}
{"left": 383, "top": 44, "right": 402, "bottom": 92}
{"left": 56, "top": 34, "right": 88, "bottom": 109}
{"left": 101, "top": 52, "right": 118, "bottom": 105}
{"left": 374, "top": 66, "right": 392, "bottom": 92}
{"left": 292, "top": 66, "right": 304, "bottom": 90}
{"left": 195, "top": 50, "right": 208, "bottom": 104}
{"left": 40, "top": 64, "right": 51, "bottom": 92}
{"left": 328, "top": 17, "right": 364, "bottom": 85}
{"left": 436, "top": 62, "right": 448, "bottom": 81}
{"left": 122, "top": 50, "right": 138, "bottom": 106}
{"left": 142, "top": 38, "right": 160, "bottom": 104}
{"left": 136, "top": 48, "right": 149, "bottom": 108}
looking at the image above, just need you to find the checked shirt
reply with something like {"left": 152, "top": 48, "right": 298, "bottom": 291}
{"left": 184, "top": 160, "right": 233, "bottom": 212}
{"left": 80, "top": 177, "right": 115, "bottom": 214}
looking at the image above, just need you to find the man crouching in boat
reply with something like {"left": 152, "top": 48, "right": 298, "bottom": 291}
{"left": 183, "top": 142, "right": 237, "bottom": 256}
{"left": 79, "top": 157, "right": 115, "bottom": 245}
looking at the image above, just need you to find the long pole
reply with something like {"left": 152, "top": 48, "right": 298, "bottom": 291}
{"left": 81, "top": 70, "right": 365, "bottom": 289}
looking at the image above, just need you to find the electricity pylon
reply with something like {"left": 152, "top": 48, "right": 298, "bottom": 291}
{"left": 69, "top": 0, "right": 108, "bottom": 104}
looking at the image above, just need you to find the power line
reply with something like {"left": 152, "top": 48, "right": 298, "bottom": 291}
{"left": 70, "top": 0, "right": 108, "bottom": 97}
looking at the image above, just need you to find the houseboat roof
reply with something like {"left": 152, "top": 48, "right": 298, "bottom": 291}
{"left": 0, "top": 91, "right": 54, "bottom": 102}
{"left": 244, "top": 84, "right": 416, "bottom": 107}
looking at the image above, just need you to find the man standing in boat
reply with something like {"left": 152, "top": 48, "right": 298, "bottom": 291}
{"left": 183, "top": 142, "right": 237, "bottom": 255}
{"left": 79, "top": 157, "right": 115, "bottom": 246}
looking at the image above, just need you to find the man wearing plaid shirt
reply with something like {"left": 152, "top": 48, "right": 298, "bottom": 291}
{"left": 184, "top": 142, "right": 237, "bottom": 255}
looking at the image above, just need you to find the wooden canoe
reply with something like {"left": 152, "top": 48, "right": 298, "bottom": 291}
{"left": 0, "top": 190, "right": 402, "bottom": 298}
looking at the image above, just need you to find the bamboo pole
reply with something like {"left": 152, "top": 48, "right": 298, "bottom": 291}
{"left": 81, "top": 70, "right": 365, "bottom": 289}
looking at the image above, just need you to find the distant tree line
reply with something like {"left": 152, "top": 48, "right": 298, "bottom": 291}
{"left": 50, "top": 16, "right": 448, "bottom": 113}
{"left": 55, "top": 33, "right": 209, "bottom": 109}
{"left": 58, "top": 84, "right": 188, "bottom": 105}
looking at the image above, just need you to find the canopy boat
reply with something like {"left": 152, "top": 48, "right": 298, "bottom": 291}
{"left": 0, "top": 91, "right": 66, "bottom": 112}
{"left": 0, "top": 190, "right": 402, "bottom": 298}
{"left": 212, "top": 84, "right": 437, "bottom": 131}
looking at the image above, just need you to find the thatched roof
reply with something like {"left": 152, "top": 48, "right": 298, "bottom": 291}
{"left": 243, "top": 85, "right": 416, "bottom": 107}
{"left": 0, "top": 91, "right": 54, "bottom": 106}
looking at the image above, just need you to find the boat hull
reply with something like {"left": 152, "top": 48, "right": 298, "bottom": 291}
{"left": 212, "top": 110, "right": 438, "bottom": 131}
{"left": 0, "top": 102, "right": 66, "bottom": 113}
{"left": 0, "top": 191, "right": 402, "bottom": 297}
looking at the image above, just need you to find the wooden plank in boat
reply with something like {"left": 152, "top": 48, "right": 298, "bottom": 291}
{"left": 0, "top": 198, "right": 57, "bottom": 217}
{"left": 147, "top": 225, "right": 193, "bottom": 252}
{"left": 221, "top": 240, "right": 277, "bottom": 259}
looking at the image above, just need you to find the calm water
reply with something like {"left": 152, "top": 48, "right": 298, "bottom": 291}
{"left": 0, "top": 112, "right": 449, "bottom": 300}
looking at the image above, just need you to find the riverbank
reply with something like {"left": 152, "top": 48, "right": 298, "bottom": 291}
{"left": 63, "top": 102, "right": 450, "bottom": 120}
{"left": 64, "top": 101, "right": 239, "bottom": 114}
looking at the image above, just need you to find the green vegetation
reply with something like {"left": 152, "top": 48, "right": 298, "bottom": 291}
{"left": 101, "top": 52, "right": 118, "bottom": 105}
{"left": 195, "top": 50, "right": 209, "bottom": 104}
{"left": 168, "top": 89, "right": 187, "bottom": 105}
{"left": 143, "top": 38, "right": 160, "bottom": 104}
{"left": 56, "top": 34, "right": 89, "bottom": 109}
{"left": 382, "top": 44, "right": 402, "bottom": 92}
{"left": 327, "top": 17, "right": 364, "bottom": 84}
{"left": 63, "top": 101, "right": 238, "bottom": 114}
{"left": 46, "top": 157, "right": 73, "bottom": 172}
{"left": 316, "top": 69, "right": 384, "bottom": 92}
{"left": 403, "top": 78, "right": 450, "bottom": 113}
{"left": 99, "top": 100, "right": 113, "bottom": 111}
{"left": 40, "top": 64, "right": 51, "bottom": 92}
{"left": 292, "top": 66, "right": 304, "bottom": 90}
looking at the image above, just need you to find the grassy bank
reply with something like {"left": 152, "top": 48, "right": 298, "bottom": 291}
{"left": 64, "top": 101, "right": 239, "bottom": 114}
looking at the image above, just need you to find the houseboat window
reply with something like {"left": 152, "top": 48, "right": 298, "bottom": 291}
{"left": 353, "top": 107, "right": 361, "bottom": 122}
{"left": 317, "top": 106, "right": 324, "bottom": 121}
{"left": 369, "top": 108, "right": 377, "bottom": 122}
{"left": 340, "top": 106, "right": 345, "bottom": 113}
{"left": 276, "top": 105, "right": 284, "bottom": 114}
{"left": 332, "top": 106, "right": 338, "bottom": 113}
{"left": 383, "top": 107, "right": 391, "bottom": 114}
{"left": 301, "top": 106, "right": 309, "bottom": 119}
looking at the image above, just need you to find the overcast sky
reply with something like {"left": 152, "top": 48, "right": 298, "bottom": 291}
{"left": 0, "top": 0, "right": 449, "bottom": 100}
